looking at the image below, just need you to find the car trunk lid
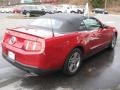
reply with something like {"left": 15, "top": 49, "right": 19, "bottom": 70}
{"left": 12, "top": 27, "right": 53, "bottom": 38}
{"left": 3, "top": 27, "right": 47, "bottom": 49}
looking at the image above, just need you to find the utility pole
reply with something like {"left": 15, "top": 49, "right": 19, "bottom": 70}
{"left": 105, "top": 0, "right": 107, "bottom": 10}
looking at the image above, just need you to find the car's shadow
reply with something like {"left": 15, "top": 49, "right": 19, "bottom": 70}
{"left": 20, "top": 48, "right": 115, "bottom": 90}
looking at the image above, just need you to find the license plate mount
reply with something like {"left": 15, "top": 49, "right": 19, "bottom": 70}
{"left": 8, "top": 51, "right": 15, "bottom": 62}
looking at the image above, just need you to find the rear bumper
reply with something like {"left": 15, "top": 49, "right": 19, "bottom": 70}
{"left": 2, "top": 53, "right": 49, "bottom": 75}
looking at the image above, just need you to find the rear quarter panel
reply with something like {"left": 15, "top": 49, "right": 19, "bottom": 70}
{"left": 44, "top": 32, "right": 87, "bottom": 69}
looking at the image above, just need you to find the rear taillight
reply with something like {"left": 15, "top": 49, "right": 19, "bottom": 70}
{"left": 23, "top": 40, "right": 45, "bottom": 53}
{"left": 3, "top": 30, "right": 11, "bottom": 43}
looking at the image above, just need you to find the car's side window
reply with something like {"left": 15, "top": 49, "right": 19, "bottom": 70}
{"left": 83, "top": 18, "right": 101, "bottom": 31}
{"left": 79, "top": 21, "right": 86, "bottom": 31}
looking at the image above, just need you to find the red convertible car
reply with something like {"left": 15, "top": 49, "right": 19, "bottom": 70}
{"left": 2, "top": 14, "right": 117, "bottom": 76}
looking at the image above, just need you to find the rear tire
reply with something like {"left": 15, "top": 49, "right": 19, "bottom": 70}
{"left": 26, "top": 12, "right": 31, "bottom": 17}
{"left": 78, "top": 10, "right": 83, "bottom": 14}
{"left": 58, "top": 11, "right": 62, "bottom": 13}
{"left": 71, "top": 11, "right": 76, "bottom": 13}
{"left": 109, "top": 33, "right": 117, "bottom": 49}
{"left": 63, "top": 48, "right": 82, "bottom": 76}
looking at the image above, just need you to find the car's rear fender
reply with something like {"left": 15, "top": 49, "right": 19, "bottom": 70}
{"left": 44, "top": 33, "right": 86, "bottom": 69}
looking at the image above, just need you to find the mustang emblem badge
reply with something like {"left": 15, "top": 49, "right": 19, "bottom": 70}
{"left": 9, "top": 36, "right": 17, "bottom": 45}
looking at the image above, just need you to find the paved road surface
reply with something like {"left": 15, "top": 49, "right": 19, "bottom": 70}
{"left": 0, "top": 14, "right": 120, "bottom": 90}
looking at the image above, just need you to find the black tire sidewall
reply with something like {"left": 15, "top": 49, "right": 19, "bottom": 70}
{"left": 71, "top": 11, "right": 75, "bottom": 13}
{"left": 109, "top": 33, "right": 117, "bottom": 49}
{"left": 63, "top": 48, "right": 82, "bottom": 76}
{"left": 26, "top": 12, "right": 31, "bottom": 17}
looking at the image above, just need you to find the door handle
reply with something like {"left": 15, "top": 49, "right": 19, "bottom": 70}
{"left": 97, "top": 33, "right": 102, "bottom": 37}
{"left": 92, "top": 33, "right": 96, "bottom": 37}
{"left": 92, "top": 33, "right": 101, "bottom": 37}
{"left": 93, "top": 33, "right": 96, "bottom": 36}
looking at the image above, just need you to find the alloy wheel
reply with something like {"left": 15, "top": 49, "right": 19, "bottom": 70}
{"left": 68, "top": 52, "right": 81, "bottom": 73}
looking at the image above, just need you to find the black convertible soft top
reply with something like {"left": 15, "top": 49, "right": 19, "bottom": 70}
{"left": 42, "top": 13, "right": 86, "bottom": 23}
{"left": 30, "top": 14, "right": 87, "bottom": 33}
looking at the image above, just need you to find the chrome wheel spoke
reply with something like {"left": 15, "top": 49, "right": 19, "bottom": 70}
{"left": 76, "top": 61, "right": 80, "bottom": 67}
{"left": 68, "top": 52, "right": 81, "bottom": 73}
{"left": 112, "top": 36, "right": 116, "bottom": 47}
{"left": 69, "top": 63, "right": 74, "bottom": 72}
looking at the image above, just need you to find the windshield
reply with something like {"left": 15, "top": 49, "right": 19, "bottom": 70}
{"left": 30, "top": 18, "right": 63, "bottom": 29}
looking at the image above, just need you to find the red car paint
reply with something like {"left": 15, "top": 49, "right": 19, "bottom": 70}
{"left": 1, "top": 15, "right": 118, "bottom": 73}
{"left": 13, "top": 8, "right": 22, "bottom": 13}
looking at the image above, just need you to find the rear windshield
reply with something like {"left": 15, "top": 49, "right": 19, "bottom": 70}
{"left": 30, "top": 17, "right": 81, "bottom": 33}
{"left": 30, "top": 18, "right": 63, "bottom": 29}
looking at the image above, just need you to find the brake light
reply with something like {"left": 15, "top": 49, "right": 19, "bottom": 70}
{"left": 23, "top": 40, "right": 45, "bottom": 53}
{"left": 3, "top": 30, "right": 11, "bottom": 43}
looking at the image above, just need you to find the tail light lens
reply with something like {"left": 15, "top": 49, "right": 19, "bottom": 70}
{"left": 23, "top": 40, "right": 45, "bottom": 53}
{"left": 3, "top": 30, "right": 11, "bottom": 43}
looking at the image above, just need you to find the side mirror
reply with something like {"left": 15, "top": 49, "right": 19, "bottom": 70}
{"left": 102, "top": 24, "right": 108, "bottom": 28}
